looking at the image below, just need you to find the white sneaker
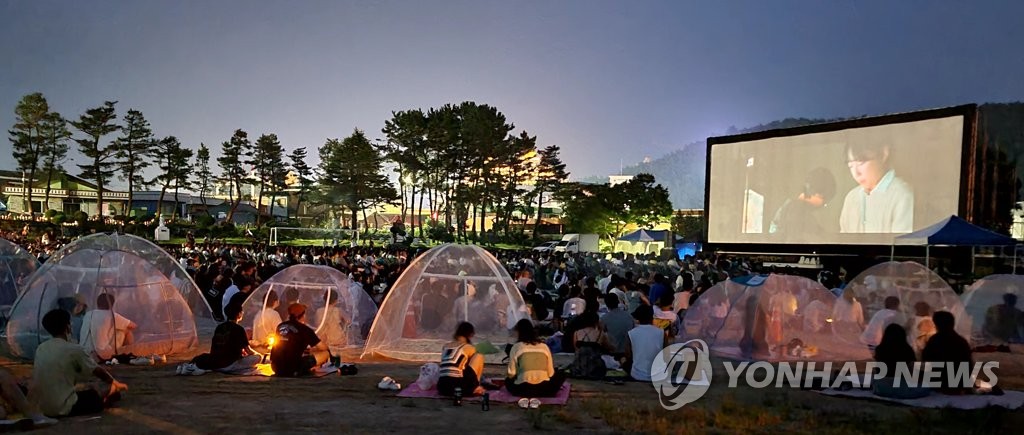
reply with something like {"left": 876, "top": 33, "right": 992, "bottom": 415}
{"left": 175, "top": 364, "right": 184, "bottom": 375}
{"left": 31, "top": 416, "right": 58, "bottom": 428}
{"left": 517, "top": 398, "right": 530, "bottom": 409}
{"left": 377, "top": 377, "right": 400, "bottom": 391}
{"left": 130, "top": 357, "right": 154, "bottom": 366}
{"left": 529, "top": 398, "right": 541, "bottom": 409}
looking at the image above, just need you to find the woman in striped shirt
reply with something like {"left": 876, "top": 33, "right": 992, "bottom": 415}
{"left": 437, "top": 322, "right": 486, "bottom": 397}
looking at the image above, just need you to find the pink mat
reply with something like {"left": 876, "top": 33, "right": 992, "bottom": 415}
{"left": 396, "top": 381, "right": 571, "bottom": 405}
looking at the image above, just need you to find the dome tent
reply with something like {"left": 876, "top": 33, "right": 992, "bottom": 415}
{"left": 0, "top": 237, "right": 38, "bottom": 307}
{"left": 362, "top": 244, "right": 529, "bottom": 361}
{"left": 6, "top": 233, "right": 212, "bottom": 360}
{"left": 242, "top": 264, "right": 377, "bottom": 354}
{"left": 844, "top": 261, "right": 969, "bottom": 343}
{"left": 683, "top": 274, "right": 870, "bottom": 362}
{"left": 961, "top": 274, "right": 1023, "bottom": 345}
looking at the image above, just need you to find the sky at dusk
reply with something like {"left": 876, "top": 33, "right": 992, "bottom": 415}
{"left": 2, "top": 0, "right": 1024, "bottom": 183}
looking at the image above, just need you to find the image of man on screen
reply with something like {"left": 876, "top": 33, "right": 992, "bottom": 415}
{"left": 769, "top": 167, "right": 837, "bottom": 241}
{"left": 839, "top": 141, "right": 913, "bottom": 233}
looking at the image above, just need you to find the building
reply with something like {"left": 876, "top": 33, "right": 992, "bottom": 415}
{"left": 608, "top": 174, "right": 634, "bottom": 186}
{"left": 0, "top": 170, "right": 128, "bottom": 216}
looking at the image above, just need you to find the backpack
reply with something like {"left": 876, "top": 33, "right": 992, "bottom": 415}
{"left": 571, "top": 338, "right": 607, "bottom": 379}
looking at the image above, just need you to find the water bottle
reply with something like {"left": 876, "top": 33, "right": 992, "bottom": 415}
{"left": 453, "top": 387, "right": 463, "bottom": 406}
{"left": 481, "top": 393, "right": 490, "bottom": 411}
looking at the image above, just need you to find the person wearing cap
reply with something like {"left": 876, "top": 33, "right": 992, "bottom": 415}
{"left": 270, "top": 304, "right": 329, "bottom": 377}
{"left": 622, "top": 305, "right": 668, "bottom": 382}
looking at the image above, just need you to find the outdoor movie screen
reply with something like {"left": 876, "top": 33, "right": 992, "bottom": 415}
{"left": 706, "top": 114, "right": 965, "bottom": 245}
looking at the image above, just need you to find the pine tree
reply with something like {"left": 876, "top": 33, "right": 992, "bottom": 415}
{"left": 252, "top": 133, "right": 286, "bottom": 225}
{"left": 9, "top": 93, "right": 51, "bottom": 215}
{"left": 287, "top": 146, "right": 314, "bottom": 220}
{"left": 194, "top": 143, "right": 213, "bottom": 213}
{"left": 217, "top": 129, "right": 252, "bottom": 222}
{"left": 113, "top": 109, "right": 155, "bottom": 217}
{"left": 71, "top": 101, "right": 120, "bottom": 219}
{"left": 318, "top": 129, "right": 397, "bottom": 232}
{"left": 170, "top": 144, "right": 194, "bottom": 220}
{"left": 153, "top": 136, "right": 183, "bottom": 218}
{"left": 39, "top": 111, "right": 71, "bottom": 211}
{"left": 533, "top": 145, "right": 569, "bottom": 237}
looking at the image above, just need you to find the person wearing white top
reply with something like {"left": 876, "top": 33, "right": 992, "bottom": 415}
{"left": 79, "top": 294, "right": 137, "bottom": 362}
{"left": 860, "top": 297, "right": 907, "bottom": 347}
{"left": 625, "top": 305, "right": 667, "bottom": 382}
{"left": 253, "top": 291, "right": 282, "bottom": 345}
{"left": 838, "top": 142, "right": 914, "bottom": 234}
{"left": 598, "top": 272, "right": 612, "bottom": 293}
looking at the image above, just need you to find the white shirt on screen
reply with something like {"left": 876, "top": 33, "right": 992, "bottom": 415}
{"left": 839, "top": 169, "right": 914, "bottom": 234}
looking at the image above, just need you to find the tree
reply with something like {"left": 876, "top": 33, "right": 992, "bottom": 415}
{"left": 318, "top": 129, "right": 397, "bottom": 232}
{"left": 495, "top": 130, "right": 537, "bottom": 236}
{"left": 671, "top": 212, "right": 705, "bottom": 241}
{"left": 381, "top": 109, "right": 428, "bottom": 226}
{"left": 532, "top": 144, "right": 569, "bottom": 237}
{"left": 39, "top": 111, "right": 71, "bottom": 210}
{"left": 153, "top": 136, "right": 187, "bottom": 218}
{"left": 287, "top": 146, "right": 314, "bottom": 220}
{"left": 71, "top": 101, "right": 120, "bottom": 219}
{"left": 170, "top": 145, "right": 194, "bottom": 220}
{"left": 251, "top": 133, "right": 286, "bottom": 225}
{"left": 113, "top": 109, "right": 155, "bottom": 216}
{"left": 558, "top": 174, "right": 673, "bottom": 244}
{"left": 9, "top": 93, "right": 50, "bottom": 215}
{"left": 217, "top": 129, "right": 252, "bottom": 222}
{"left": 194, "top": 143, "right": 213, "bottom": 214}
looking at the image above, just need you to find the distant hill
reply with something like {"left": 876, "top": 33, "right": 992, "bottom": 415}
{"left": 603, "top": 117, "right": 850, "bottom": 209}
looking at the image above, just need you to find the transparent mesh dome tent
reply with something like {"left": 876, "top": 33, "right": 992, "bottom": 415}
{"left": 242, "top": 265, "right": 377, "bottom": 354}
{"left": 5, "top": 233, "right": 212, "bottom": 359}
{"left": 683, "top": 274, "right": 871, "bottom": 361}
{"left": 0, "top": 237, "right": 38, "bottom": 308}
{"left": 844, "top": 261, "right": 969, "bottom": 342}
{"left": 961, "top": 274, "right": 1024, "bottom": 345}
{"left": 363, "top": 244, "right": 529, "bottom": 361}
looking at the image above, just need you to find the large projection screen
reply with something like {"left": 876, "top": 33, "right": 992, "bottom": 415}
{"left": 707, "top": 114, "right": 966, "bottom": 245}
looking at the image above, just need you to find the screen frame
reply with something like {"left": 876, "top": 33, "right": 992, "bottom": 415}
{"left": 704, "top": 104, "right": 978, "bottom": 248}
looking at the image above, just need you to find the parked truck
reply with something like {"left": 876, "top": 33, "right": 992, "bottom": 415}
{"left": 553, "top": 233, "right": 600, "bottom": 253}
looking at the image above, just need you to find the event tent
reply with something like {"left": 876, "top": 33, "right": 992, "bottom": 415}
{"left": 682, "top": 274, "right": 871, "bottom": 362}
{"left": 362, "top": 244, "right": 529, "bottom": 362}
{"left": 961, "top": 274, "right": 1024, "bottom": 345}
{"left": 893, "top": 215, "right": 1018, "bottom": 269}
{"left": 614, "top": 229, "right": 681, "bottom": 255}
{"left": 5, "top": 233, "right": 211, "bottom": 360}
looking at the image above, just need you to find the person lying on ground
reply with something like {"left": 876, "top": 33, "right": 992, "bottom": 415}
{"left": 270, "top": 304, "right": 330, "bottom": 377}
{"left": 179, "top": 301, "right": 262, "bottom": 375}
{"left": 32, "top": 309, "right": 128, "bottom": 418}
{"left": 506, "top": 319, "right": 566, "bottom": 397}
{"left": 438, "top": 322, "right": 491, "bottom": 397}
{"left": 79, "top": 293, "right": 137, "bottom": 362}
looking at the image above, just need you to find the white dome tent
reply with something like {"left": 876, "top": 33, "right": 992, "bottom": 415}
{"left": 845, "top": 261, "right": 970, "bottom": 343}
{"left": 5, "top": 233, "right": 212, "bottom": 360}
{"left": 0, "top": 237, "right": 38, "bottom": 309}
{"left": 242, "top": 265, "right": 377, "bottom": 355}
{"left": 362, "top": 244, "right": 529, "bottom": 362}
{"left": 682, "top": 274, "right": 871, "bottom": 362}
{"left": 962, "top": 274, "right": 1024, "bottom": 345}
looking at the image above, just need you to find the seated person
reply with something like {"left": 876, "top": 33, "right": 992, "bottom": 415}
{"left": 181, "top": 301, "right": 261, "bottom": 375}
{"left": 983, "top": 293, "right": 1024, "bottom": 344}
{"left": 270, "top": 304, "right": 330, "bottom": 377}
{"left": 624, "top": 305, "right": 668, "bottom": 382}
{"left": 571, "top": 312, "right": 612, "bottom": 379}
{"left": 653, "top": 294, "right": 679, "bottom": 338}
{"left": 0, "top": 368, "right": 57, "bottom": 427}
{"left": 921, "top": 311, "right": 973, "bottom": 394}
{"left": 506, "top": 319, "right": 566, "bottom": 397}
{"left": 32, "top": 309, "right": 128, "bottom": 417}
{"left": 908, "top": 301, "right": 936, "bottom": 355}
{"left": 860, "top": 297, "right": 906, "bottom": 349}
{"left": 252, "top": 290, "right": 283, "bottom": 347}
{"left": 315, "top": 289, "right": 346, "bottom": 352}
{"left": 601, "top": 293, "right": 635, "bottom": 358}
{"left": 525, "top": 282, "right": 550, "bottom": 321}
{"left": 871, "top": 324, "right": 929, "bottom": 398}
{"left": 438, "top": 322, "right": 486, "bottom": 397}
{"left": 56, "top": 295, "right": 87, "bottom": 344}
{"left": 79, "top": 293, "right": 137, "bottom": 362}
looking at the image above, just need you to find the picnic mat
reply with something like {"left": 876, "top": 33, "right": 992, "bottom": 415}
{"left": 817, "top": 388, "right": 1024, "bottom": 410}
{"left": 396, "top": 381, "right": 572, "bottom": 405}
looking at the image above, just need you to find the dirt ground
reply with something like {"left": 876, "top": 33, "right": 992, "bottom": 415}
{"left": 2, "top": 346, "right": 1023, "bottom": 434}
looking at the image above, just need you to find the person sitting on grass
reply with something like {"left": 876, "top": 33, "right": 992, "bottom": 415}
{"left": 870, "top": 324, "right": 929, "bottom": 399}
{"left": 315, "top": 289, "right": 347, "bottom": 352}
{"left": 252, "top": 290, "right": 282, "bottom": 347}
{"left": 601, "top": 293, "right": 635, "bottom": 358}
{"left": 860, "top": 296, "right": 906, "bottom": 349}
{"left": 270, "top": 304, "right": 330, "bottom": 377}
{"left": 179, "top": 300, "right": 262, "bottom": 375}
{"left": 921, "top": 311, "right": 973, "bottom": 395}
{"left": 80, "top": 293, "right": 137, "bottom": 362}
{"left": 32, "top": 309, "right": 128, "bottom": 418}
{"left": 0, "top": 368, "right": 57, "bottom": 427}
{"left": 438, "top": 322, "right": 488, "bottom": 397}
{"left": 570, "top": 312, "right": 612, "bottom": 379}
{"left": 623, "top": 305, "right": 668, "bottom": 382}
{"left": 983, "top": 293, "right": 1024, "bottom": 344}
{"left": 506, "top": 319, "right": 566, "bottom": 397}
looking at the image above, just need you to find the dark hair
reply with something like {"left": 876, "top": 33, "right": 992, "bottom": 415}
{"left": 513, "top": 318, "right": 541, "bottom": 344}
{"left": 913, "top": 301, "right": 932, "bottom": 317}
{"left": 325, "top": 288, "right": 339, "bottom": 304}
{"left": 657, "top": 292, "right": 675, "bottom": 308}
{"left": 933, "top": 311, "right": 955, "bottom": 332}
{"left": 884, "top": 296, "right": 900, "bottom": 310}
{"left": 42, "top": 309, "right": 71, "bottom": 336}
{"left": 96, "top": 293, "right": 115, "bottom": 310}
{"left": 1004, "top": 293, "right": 1019, "bottom": 307}
{"left": 228, "top": 292, "right": 248, "bottom": 309}
{"left": 224, "top": 302, "right": 243, "bottom": 321}
{"left": 454, "top": 322, "right": 475, "bottom": 343}
{"left": 804, "top": 167, "right": 837, "bottom": 203}
{"left": 604, "top": 293, "right": 620, "bottom": 309}
{"left": 526, "top": 281, "right": 537, "bottom": 294}
{"left": 577, "top": 311, "right": 600, "bottom": 329}
{"left": 846, "top": 141, "right": 890, "bottom": 164}
{"left": 266, "top": 290, "right": 280, "bottom": 306}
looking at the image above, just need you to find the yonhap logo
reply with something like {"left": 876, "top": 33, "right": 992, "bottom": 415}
{"left": 650, "top": 339, "right": 713, "bottom": 410}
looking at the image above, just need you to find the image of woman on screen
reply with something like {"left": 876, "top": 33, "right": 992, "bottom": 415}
{"left": 839, "top": 141, "right": 914, "bottom": 233}
{"left": 769, "top": 167, "right": 837, "bottom": 241}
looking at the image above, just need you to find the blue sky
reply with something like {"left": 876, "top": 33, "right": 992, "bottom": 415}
{"left": 2, "top": 0, "right": 1023, "bottom": 182}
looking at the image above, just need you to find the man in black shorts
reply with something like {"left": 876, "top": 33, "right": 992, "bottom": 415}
{"left": 270, "top": 304, "right": 330, "bottom": 377}
{"left": 32, "top": 309, "right": 128, "bottom": 417}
